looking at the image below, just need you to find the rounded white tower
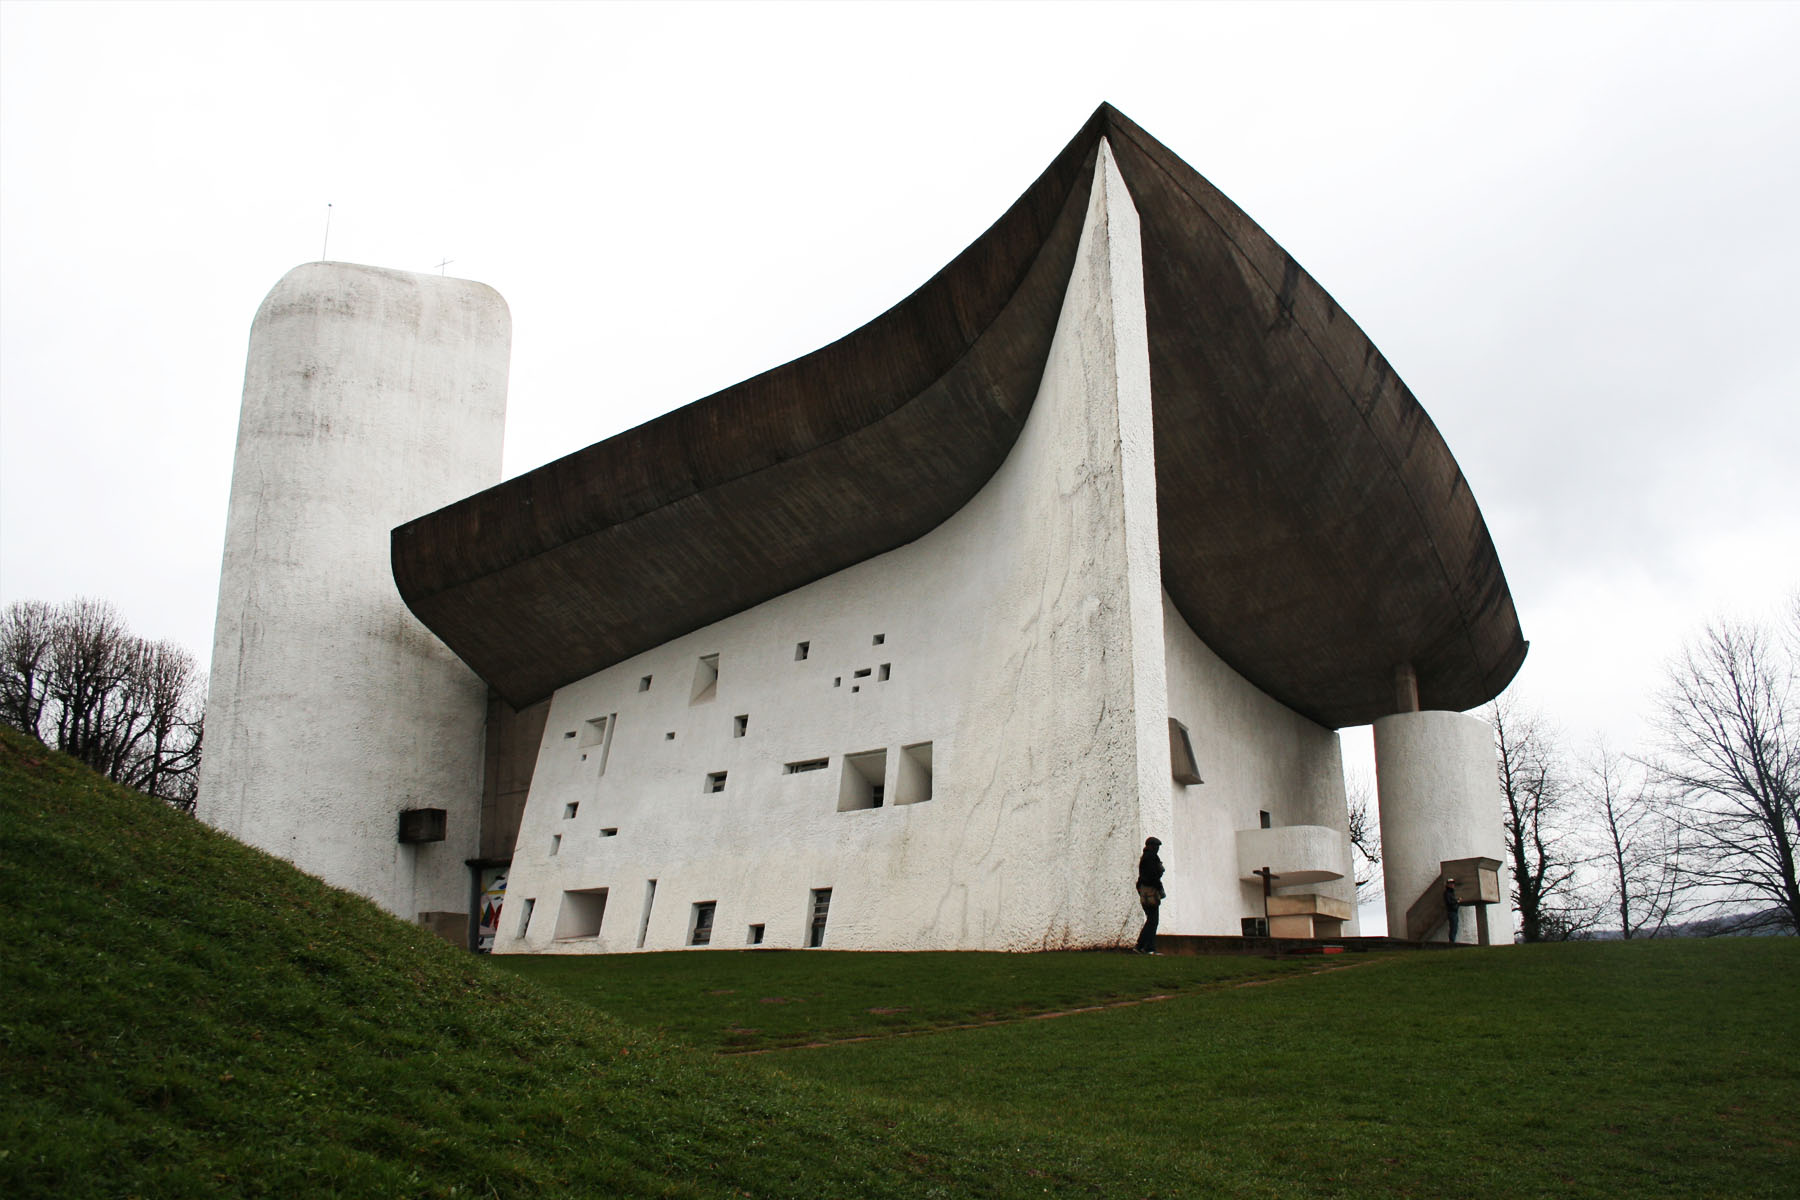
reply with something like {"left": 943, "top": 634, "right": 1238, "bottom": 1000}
{"left": 1374, "top": 710, "right": 1510, "bottom": 943}
{"left": 198, "top": 262, "right": 509, "bottom": 934}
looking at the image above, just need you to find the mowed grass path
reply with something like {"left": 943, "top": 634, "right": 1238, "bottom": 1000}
{"left": 7, "top": 724, "right": 1797, "bottom": 1198}
{"left": 501, "top": 941, "right": 1800, "bottom": 1199}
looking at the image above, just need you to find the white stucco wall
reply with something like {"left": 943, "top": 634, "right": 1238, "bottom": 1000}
{"left": 1374, "top": 709, "right": 1511, "bottom": 943}
{"left": 198, "top": 262, "right": 509, "bottom": 923}
{"left": 1160, "top": 594, "right": 1356, "bottom": 935}
{"left": 494, "top": 142, "right": 1171, "bottom": 954}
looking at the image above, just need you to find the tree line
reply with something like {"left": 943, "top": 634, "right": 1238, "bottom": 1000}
{"left": 1488, "top": 600, "right": 1798, "bottom": 940}
{"left": 1, "top": 598, "right": 205, "bottom": 811}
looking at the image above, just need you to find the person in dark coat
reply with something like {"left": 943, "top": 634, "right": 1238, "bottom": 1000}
{"left": 1135, "top": 837, "right": 1166, "bottom": 954}
{"left": 1443, "top": 876, "right": 1461, "bottom": 944}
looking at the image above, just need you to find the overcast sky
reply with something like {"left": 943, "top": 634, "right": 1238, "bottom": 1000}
{"left": 4, "top": 1, "right": 1796, "bottom": 809}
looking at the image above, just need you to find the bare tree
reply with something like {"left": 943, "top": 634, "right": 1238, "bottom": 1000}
{"left": 1582, "top": 742, "right": 1682, "bottom": 938}
{"left": 1345, "top": 768, "right": 1383, "bottom": 907}
{"left": 1486, "top": 695, "right": 1595, "bottom": 941}
{"left": 1651, "top": 612, "right": 1798, "bottom": 934}
{"left": 0, "top": 597, "right": 205, "bottom": 810}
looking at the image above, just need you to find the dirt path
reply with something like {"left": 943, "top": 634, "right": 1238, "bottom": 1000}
{"left": 722, "top": 955, "right": 1396, "bottom": 1056}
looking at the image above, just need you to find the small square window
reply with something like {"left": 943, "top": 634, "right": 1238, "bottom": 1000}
{"left": 747, "top": 923, "right": 765, "bottom": 945}
{"left": 872, "top": 633, "right": 885, "bottom": 645}
{"left": 795, "top": 641, "right": 810, "bottom": 661}
{"left": 706, "top": 771, "right": 727, "bottom": 793}
{"left": 639, "top": 675, "right": 652, "bottom": 692}
{"left": 665, "top": 731, "right": 675, "bottom": 740}
{"left": 563, "top": 802, "right": 579, "bottom": 819}
{"left": 733, "top": 714, "right": 748, "bottom": 738}
{"left": 833, "top": 677, "right": 842, "bottom": 688}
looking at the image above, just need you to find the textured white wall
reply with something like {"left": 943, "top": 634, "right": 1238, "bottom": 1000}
{"left": 1160, "top": 594, "right": 1356, "bottom": 935}
{"left": 1374, "top": 709, "right": 1511, "bottom": 942}
{"left": 494, "top": 143, "right": 1173, "bottom": 954}
{"left": 199, "top": 262, "right": 509, "bottom": 921}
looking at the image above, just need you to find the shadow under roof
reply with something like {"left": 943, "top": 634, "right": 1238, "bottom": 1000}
{"left": 392, "top": 104, "right": 1525, "bottom": 729}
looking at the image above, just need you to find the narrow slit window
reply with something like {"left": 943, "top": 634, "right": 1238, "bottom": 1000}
{"left": 549, "top": 834, "right": 562, "bottom": 855}
{"left": 853, "top": 668, "right": 872, "bottom": 679}
{"left": 600, "top": 827, "right": 618, "bottom": 838}
{"left": 637, "top": 880, "right": 657, "bottom": 948}
{"left": 807, "top": 888, "right": 832, "bottom": 948}
{"left": 689, "top": 901, "right": 716, "bottom": 946}
{"left": 1168, "top": 718, "right": 1203, "bottom": 786}
{"left": 785, "top": 758, "right": 829, "bottom": 774}
{"left": 706, "top": 771, "right": 727, "bottom": 793}
{"left": 517, "top": 897, "right": 536, "bottom": 938}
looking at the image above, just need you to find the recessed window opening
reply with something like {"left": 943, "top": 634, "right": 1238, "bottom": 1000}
{"left": 563, "top": 730, "right": 576, "bottom": 739}
{"left": 706, "top": 771, "right": 727, "bottom": 793}
{"left": 638, "top": 675, "right": 652, "bottom": 692}
{"left": 896, "top": 741, "right": 934, "bottom": 805}
{"left": 807, "top": 888, "right": 832, "bottom": 948}
{"left": 1242, "top": 916, "right": 1269, "bottom": 938}
{"left": 637, "top": 880, "right": 657, "bottom": 948}
{"left": 665, "top": 731, "right": 675, "bottom": 740}
{"left": 853, "top": 668, "right": 872, "bottom": 679}
{"left": 838, "top": 749, "right": 888, "bottom": 811}
{"left": 554, "top": 888, "right": 608, "bottom": 940}
{"left": 549, "top": 834, "right": 562, "bottom": 855}
{"left": 878, "top": 663, "right": 891, "bottom": 681}
{"left": 733, "top": 714, "right": 748, "bottom": 738}
{"left": 600, "top": 827, "right": 618, "bottom": 837}
{"left": 872, "top": 634, "right": 885, "bottom": 645}
{"left": 1169, "top": 718, "right": 1203, "bottom": 786}
{"left": 1260, "top": 810, "right": 1272, "bottom": 830}
{"left": 517, "top": 897, "right": 536, "bottom": 938}
{"left": 691, "top": 653, "right": 719, "bottom": 704}
{"left": 579, "top": 717, "right": 608, "bottom": 748}
{"left": 747, "top": 923, "right": 765, "bottom": 945}
{"left": 795, "top": 641, "right": 810, "bottom": 661}
{"left": 851, "top": 685, "right": 860, "bottom": 693}
{"left": 689, "top": 902, "right": 716, "bottom": 946}
{"left": 591, "top": 714, "right": 618, "bottom": 774}
{"left": 833, "top": 677, "right": 842, "bottom": 688}
{"left": 563, "top": 802, "right": 579, "bottom": 819}
{"left": 785, "top": 758, "right": 829, "bottom": 774}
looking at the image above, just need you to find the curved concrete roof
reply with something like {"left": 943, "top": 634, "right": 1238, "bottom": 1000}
{"left": 392, "top": 104, "right": 1525, "bottom": 729}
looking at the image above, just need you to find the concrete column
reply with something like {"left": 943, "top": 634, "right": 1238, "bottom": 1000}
{"left": 1373, "top": 709, "right": 1509, "bottom": 943}
{"left": 198, "top": 262, "right": 510, "bottom": 930}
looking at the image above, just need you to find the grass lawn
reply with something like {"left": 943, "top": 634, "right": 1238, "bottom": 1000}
{"left": 6, "top": 723, "right": 1797, "bottom": 1198}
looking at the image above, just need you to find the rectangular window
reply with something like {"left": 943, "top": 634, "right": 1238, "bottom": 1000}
{"left": 689, "top": 901, "right": 716, "bottom": 946}
{"left": 517, "top": 897, "right": 536, "bottom": 938}
{"left": 637, "top": 880, "right": 657, "bottom": 948}
{"left": 563, "top": 730, "right": 576, "bottom": 739}
{"left": 896, "top": 741, "right": 933, "bottom": 804}
{"left": 581, "top": 714, "right": 617, "bottom": 775}
{"left": 563, "top": 802, "right": 579, "bottom": 819}
{"left": 554, "top": 888, "right": 607, "bottom": 939}
{"left": 549, "top": 834, "right": 561, "bottom": 855}
{"left": 808, "top": 888, "right": 832, "bottom": 948}
{"left": 1260, "top": 810, "right": 1272, "bottom": 829}
{"left": 733, "top": 714, "right": 748, "bottom": 738}
{"left": 706, "top": 771, "right": 727, "bottom": 793}
{"left": 600, "top": 827, "right": 618, "bottom": 838}
{"left": 872, "top": 633, "right": 885, "bottom": 646}
{"left": 691, "top": 653, "right": 719, "bottom": 704}
{"left": 1242, "top": 916, "right": 1269, "bottom": 938}
{"left": 785, "top": 758, "right": 829, "bottom": 774}
{"left": 795, "top": 641, "right": 810, "bottom": 661}
{"left": 638, "top": 675, "right": 652, "bottom": 692}
{"left": 838, "top": 749, "right": 887, "bottom": 811}
{"left": 747, "top": 923, "right": 765, "bottom": 946}
{"left": 853, "top": 668, "right": 872, "bottom": 679}
{"left": 1169, "top": 718, "right": 1203, "bottom": 786}
{"left": 877, "top": 663, "right": 891, "bottom": 682}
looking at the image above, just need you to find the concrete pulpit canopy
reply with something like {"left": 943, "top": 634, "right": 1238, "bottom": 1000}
{"left": 391, "top": 104, "right": 1526, "bottom": 729}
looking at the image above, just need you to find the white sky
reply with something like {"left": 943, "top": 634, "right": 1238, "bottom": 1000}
{"left": 4, "top": 0, "right": 1797, "bottom": 877}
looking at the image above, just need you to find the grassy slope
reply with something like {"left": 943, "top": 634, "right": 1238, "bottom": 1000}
{"left": 5, "top": 724, "right": 1797, "bottom": 1199}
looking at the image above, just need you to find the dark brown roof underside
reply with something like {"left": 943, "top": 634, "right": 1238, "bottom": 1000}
{"left": 392, "top": 104, "right": 1525, "bottom": 728}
